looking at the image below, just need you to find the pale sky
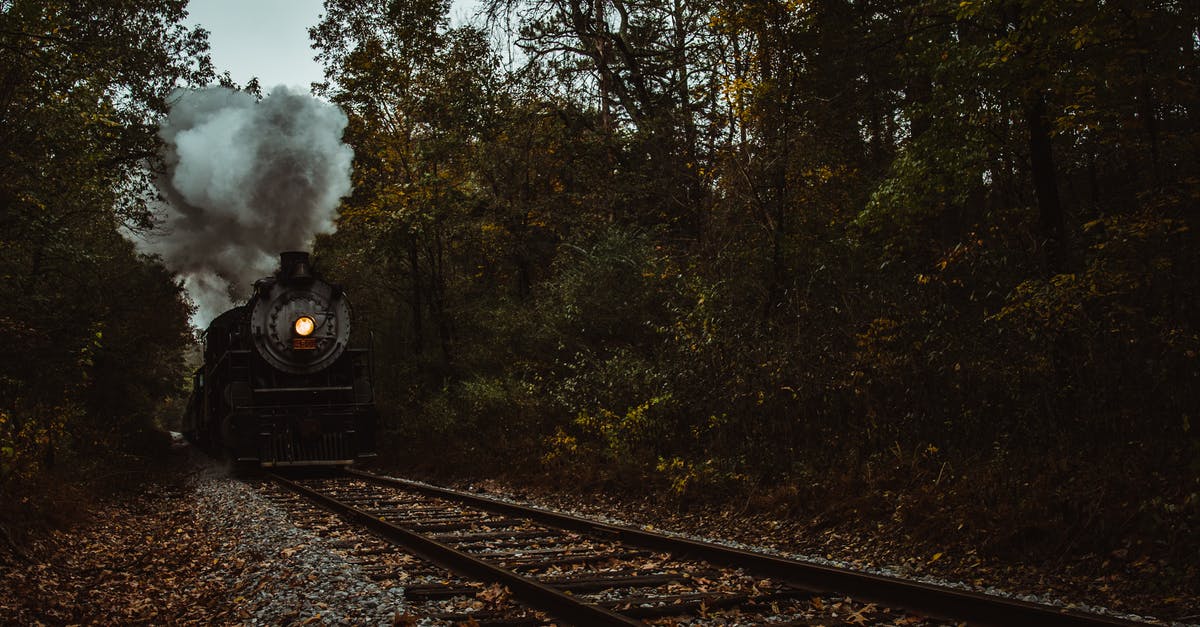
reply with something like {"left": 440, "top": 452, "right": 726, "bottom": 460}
{"left": 184, "top": 0, "right": 482, "bottom": 94}
{"left": 185, "top": 0, "right": 327, "bottom": 91}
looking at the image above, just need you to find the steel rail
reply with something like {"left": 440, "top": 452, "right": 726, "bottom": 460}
{"left": 267, "top": 473, "right": 641, "bottom": 626}
{"left": 346, "top": 468, "right": 1150, "bottom": 627}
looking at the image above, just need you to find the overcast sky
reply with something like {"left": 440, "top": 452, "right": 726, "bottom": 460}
{"left": 185, "top": 0, "right": 326, "bottom": 91}
{"left": 185, "top": 0, "right": 482, "bottom": 94}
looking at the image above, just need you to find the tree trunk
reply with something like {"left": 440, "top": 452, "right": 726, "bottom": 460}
{"left": 671, "top": 0, "right": 701, "bottom": 237}
{"left": 407, "top": 236, "right": 423, "bottom": 355}
{"left": 1025, "top": 90, "right": 1064, "bottom": 271}
{"left": 596, "top": 0, "right": 612, "bottom": 134}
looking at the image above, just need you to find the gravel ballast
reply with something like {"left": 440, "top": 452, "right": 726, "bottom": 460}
{"left": 192, "top": 465, "right": 408, "bottom": 625}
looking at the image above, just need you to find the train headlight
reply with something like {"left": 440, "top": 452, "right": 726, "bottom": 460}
{"left": 294, "top": 316, "right": 315, "bottom": 337}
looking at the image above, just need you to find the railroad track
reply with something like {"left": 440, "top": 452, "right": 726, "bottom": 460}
{"left": 262, "top": 470, "right": 1149, "bottom": 626}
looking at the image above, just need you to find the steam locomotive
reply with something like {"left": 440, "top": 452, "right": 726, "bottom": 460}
{"left": 184, "top": 251, "right": 377, "bottom": 467}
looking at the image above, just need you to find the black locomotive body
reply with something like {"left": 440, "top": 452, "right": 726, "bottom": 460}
{"left": 184, "top": 252, "right": 377, "bottom": 467}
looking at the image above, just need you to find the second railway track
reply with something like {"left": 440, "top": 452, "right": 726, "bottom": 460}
{"left": 260, "top": 469, "right": 1150, "bottom": 626}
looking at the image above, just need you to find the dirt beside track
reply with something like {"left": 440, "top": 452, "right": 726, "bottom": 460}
{"left": 0, "top": 452, "right": 405, "bottom": 625}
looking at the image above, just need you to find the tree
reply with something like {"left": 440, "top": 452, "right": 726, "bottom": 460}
{"left": 0, "top": 0, "right": 209, "bottom": 480}
{"left": 313, "top": 0, "right": 503, "bottom": 371}
{"left": 485, "top": 0, "right": 723, "bottom": 235}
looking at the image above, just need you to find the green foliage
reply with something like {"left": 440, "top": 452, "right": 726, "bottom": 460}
{"left": 655, "top": 455, "right": 752, "bottom": 501}
{"left": 990, "top": 208, "right": 1200, "bottom": 436}
{"left": 544, "top": 393, "right": 673, "bottom": 484}
{"left": 539, "top": 228, "right": 671, "bottom": 349}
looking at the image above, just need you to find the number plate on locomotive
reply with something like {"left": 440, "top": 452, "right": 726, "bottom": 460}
{"left": 293, "top": 338, "right": 317, "bottom": 350}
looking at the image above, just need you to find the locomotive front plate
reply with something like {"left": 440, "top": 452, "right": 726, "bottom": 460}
{"left": 250, "top": 281, "right": 352, "bottom": 374}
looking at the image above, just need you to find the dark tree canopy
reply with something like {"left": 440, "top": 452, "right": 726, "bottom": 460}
{"left": 0, "top": 0, "right": 210, "bottom": 481}
{"left": 308, "top": 0, "right": 1199, "bottom": 593}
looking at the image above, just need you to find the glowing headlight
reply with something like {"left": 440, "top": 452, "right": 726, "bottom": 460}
{"left": 294, "top": 316, "right": 315, "bottom": 337}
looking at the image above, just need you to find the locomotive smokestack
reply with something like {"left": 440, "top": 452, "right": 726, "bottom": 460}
{"left": 133, "top": 85, "right": 353, "bottom": 327}
{"left": 279, "top": 251, "right": 314, "bottom": 282}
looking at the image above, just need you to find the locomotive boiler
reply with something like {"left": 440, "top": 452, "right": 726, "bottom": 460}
{"left": 184, "top": 251, "right": 377, "bottom": 467}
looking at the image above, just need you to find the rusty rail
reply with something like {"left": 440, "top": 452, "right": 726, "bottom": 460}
{"left": 346, "top": 468, "right": 1149, "bottom": 627}
{"left": 268, "top": 473, "right": 640, "bottom": 626}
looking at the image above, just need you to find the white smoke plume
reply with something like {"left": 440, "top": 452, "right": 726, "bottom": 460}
{"left": 140, "top": 86, "right": 353, "bottom": 327}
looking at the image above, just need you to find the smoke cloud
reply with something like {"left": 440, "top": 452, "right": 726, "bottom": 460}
{"left": 140, "top": 85, "right": 353, "bottom": 327}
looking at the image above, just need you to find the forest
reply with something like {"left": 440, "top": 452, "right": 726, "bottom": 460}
{"left": 2, "top": 0, "right": 1197, "bottom": 607}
